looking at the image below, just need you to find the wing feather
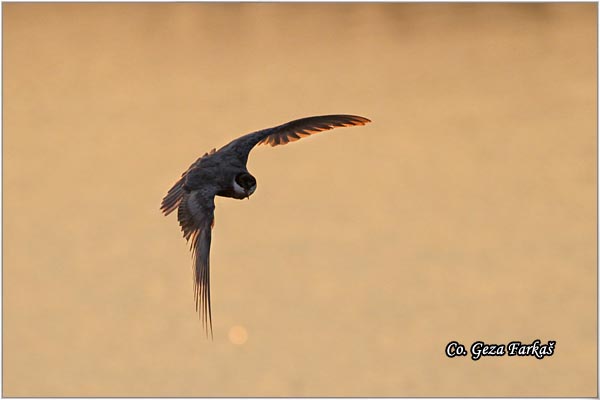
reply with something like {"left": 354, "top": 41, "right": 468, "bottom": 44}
{"left": 221, "top": 114, "right": 371, "bottom": 162}
{"left": 177, "top": 189, "right": 216, "bottom": 338}
{"left": 160, "top": 178, "right": 185, "bottom": 216}
{"left": 257, "top": 114, "right": 371, "bottom": 147}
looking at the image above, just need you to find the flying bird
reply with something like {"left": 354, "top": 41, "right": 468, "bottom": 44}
{"left": 160, "top": 114, "right": 371, "bottom": 337}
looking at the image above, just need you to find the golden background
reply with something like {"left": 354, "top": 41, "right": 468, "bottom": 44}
{"left": 3, "top": 3, "right": 597, "bottom": 397}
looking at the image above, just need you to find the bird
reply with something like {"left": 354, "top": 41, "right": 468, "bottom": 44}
{"left": 160, "top": 114, "right": 371, "bottom": 337}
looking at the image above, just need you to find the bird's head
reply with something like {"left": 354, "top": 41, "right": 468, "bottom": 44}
{"left": 233, "top": 172, "right": 257, "bottom": 199}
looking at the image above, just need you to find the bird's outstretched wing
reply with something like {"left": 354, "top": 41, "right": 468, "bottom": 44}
{"left": 222, "top": 114, "right": 371, "bottom": 162}
{"left": 177, "top": 187, "right": 217, "bottom": 338}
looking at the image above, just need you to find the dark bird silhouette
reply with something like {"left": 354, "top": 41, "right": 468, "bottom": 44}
{"left": 160, "top": 114, "right": 371, "bottom": 337}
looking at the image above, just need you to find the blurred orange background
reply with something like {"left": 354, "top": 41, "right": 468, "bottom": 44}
{"left": 3, "top": 3, "right": 597, "bottom": 397}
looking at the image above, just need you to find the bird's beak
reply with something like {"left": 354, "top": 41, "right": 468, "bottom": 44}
{"left": 245, "top": 191, "right": 250, "bottom": 200}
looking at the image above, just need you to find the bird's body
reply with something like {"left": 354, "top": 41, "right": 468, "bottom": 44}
{"left": 161, "top": 114, "right": 371, "bottom": 336}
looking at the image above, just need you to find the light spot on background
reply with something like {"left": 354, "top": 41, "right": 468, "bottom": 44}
{"left": 228, "top": 325, "right": 248, "bottom": 345}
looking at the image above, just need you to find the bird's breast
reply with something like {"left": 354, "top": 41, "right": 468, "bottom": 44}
{"left": 216, "top": 186, "right": 248, "bottom": 200}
